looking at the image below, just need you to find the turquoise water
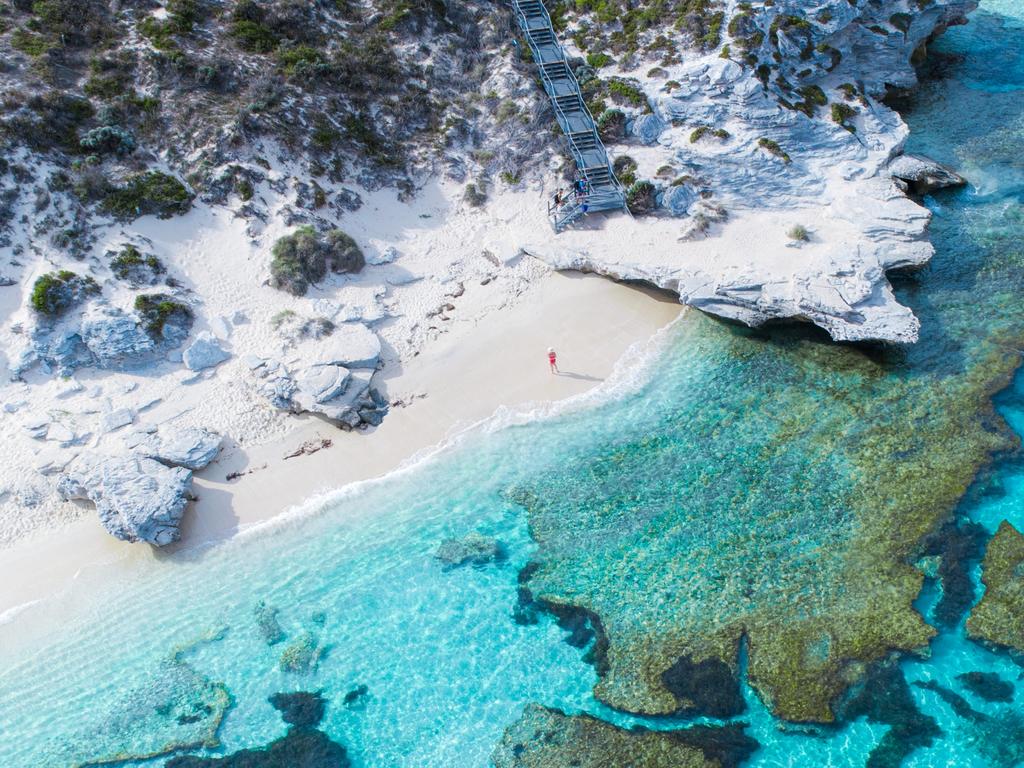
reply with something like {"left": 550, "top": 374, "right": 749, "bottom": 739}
{"left": 2, "top": 3, "right": 1024, "bottom": 766}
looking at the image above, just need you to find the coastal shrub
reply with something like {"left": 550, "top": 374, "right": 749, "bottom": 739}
{"left": 612, "top": 155, "right": 638, "bottom": 187}
{"left": 587, "top": 52, "right": 612, "bottom": 68}
{"left": 134, "top": 293, "right": 193, "bottom": 336}
{"left": 230, "top": 1, "right": 279, "bottom": 52}
{"left": 30, "top": 271, "right": 99, "bottom": 316}
{"left": 607, "top": 78, "right": 649, "bottom": 110}
{"left": 101, "top": 171, "right": 193, "bottom": 220}
{"left": 625, "top": 180, "right": 657, "bottom": 215}
{"left": 690, "top": 126, "right": 730, "bottom": 143}
{"left": 19, "top": 93, "right": 95, "bottom": 153}
{"left": 757, "top": 137, "right": 791, "bottom": 163}
{"left": 831, "top": 102, "right": 857, "bottom": 131}
{"left": 11, "top": 28, "right": 51, "bottom": 56}
{"left": 111, "top": 245, "right": 164, "bottom": 283}
{"left": 79, "top": 126, "right": 136, "bottom": 156}
{"left": 597, "top": 108, "right": 626, "bottom": 141}
{"left": 787, "top": 224, "right": 809, "bottom": 242}
{"left": 269, "top": 226, "right": 365, "bottom": 296}
{"left": 838, "top": 82, "right": 858, "bottom": 100}
{"left": 463, "top": 182, "right": 487, "bottom": 208}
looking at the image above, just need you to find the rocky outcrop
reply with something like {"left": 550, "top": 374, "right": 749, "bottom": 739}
{"left": 528, "top": 0, "right": 977, "bottom": 344}
{"left": 889, "top": 153, "right": 968, "bottom": 195}
{"left": 57, "top": 454, "right": 193, "bottom": 545}
{"left": 491, "top": 704, "right": 757, "bottom": 768}
{"left": 253, "top": 322, "right": 387, "bottom": 429}
{"left": 132, "top": 426, "right": 223, "bottom": 471}
{"left": 183, "top": 332, "right": 230, "bottom": 371}
{"left": 435, "top": 533, "right": 505, "bottom": 568}
{"left": 966, "top": 521, "right": 1024, "bottom": 653}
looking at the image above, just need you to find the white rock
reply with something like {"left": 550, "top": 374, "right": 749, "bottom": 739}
{"left": 367, "top": 245, "right": 400, "bottom": 265}
{"left": 183, "top": 332, "right": 230, "bottom": 371}
{"left": 137, "top": 426, "right": 222, "bottom": 470}
{"left": 58, "top": 454, "right": 193, "bottom": 546}
{"left": 313, "top": 323, "right": 381, "bottom": 369}
{"left": 101, "top": 408, "right": 134, "bottom": 433}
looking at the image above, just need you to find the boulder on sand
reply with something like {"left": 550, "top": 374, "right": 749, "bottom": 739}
{"left": 136, "top": 426, "right": 223, "bottom": 470}
{"left": 58, "top": 454, "right": 193, "bottom": 545}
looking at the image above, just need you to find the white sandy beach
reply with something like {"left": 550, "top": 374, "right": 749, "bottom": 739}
{"left": 0, "top": 271, "right": 682, "bottom": 618}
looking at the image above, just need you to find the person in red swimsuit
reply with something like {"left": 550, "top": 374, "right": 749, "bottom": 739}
{"left": 547, "top": 347, "right": 558, "bottom": 373}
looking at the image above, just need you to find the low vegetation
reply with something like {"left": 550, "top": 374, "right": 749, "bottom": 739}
{"left": 757, "top": 137, "right": 791, "bottom": 163}
{"left": 30, "top": 271, "right": 100, "bottom": 316}
{"left": 269, "top": 226, "right": 365, "bottom": 296}
{"left": 787, "top": 224, "right": 810, "bottom": 242}
{"left": 111, "top": 245, "right": 165, "bottom": 284}
{"left": 100, "top": 172, "right": 193, "bottom": 220}
{"left": 134, "top": 294, "right": 193, "bottom": 337}
{"left": 626, "top": 180, "right": 657, "bottom": 215}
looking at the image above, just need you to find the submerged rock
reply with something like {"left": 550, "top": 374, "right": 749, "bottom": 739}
{"left": 966, "top": 521, "right": 1024, "bottom": 652}
{"left": 58, "top": 454, "right": 193, "bottom": 545}
{"left": 268, "top": 691, "right": 326, "bottom": 728}
{"left": 64, "top": 655, "right": 230, "bottom": 767}
{"left": 491, "top": 704, "right": 757, "bottom": 768}
{"left": 166, "top": 690, "right": 349, "bottom": 768}
{"left": 836, "top": 662, "right": 941, "bottom": 767}
{"left": 957, "top": 671, "right": 1014, "bottom": 704}
{"left": 136, "top": 426, "right": 223, "bottom": 470}
{"left": 279, "top": 632, "right": 326, "bottom": 674}
{"left": 889, "top": 153, "right": 967, "bottom": 195}
{"left": 253, "top": 601, "right": 286, "bottom": 646}
{"left": 435, "top": 532, "right": 505, "bottom": 568}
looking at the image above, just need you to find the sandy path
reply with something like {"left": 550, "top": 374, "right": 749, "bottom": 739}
{"left": 0, "top": 271, "right": 682, "bottom": 618}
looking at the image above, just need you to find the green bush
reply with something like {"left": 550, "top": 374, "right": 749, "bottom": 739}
{"left": 758, "top": 137, "right": 791, "bottom": 163}
{"left": 80, "top": 126, "right": 136, "bottom": 155}
{"left": 586, "top": 52, "right": 612, "bottom": 68}
{"left": 111, "top": 245, "right": 164, "bottom": 282}
{"left": 612, "top": 155, "right": 638, "bottom": 187}
{"left": 596, "top": 108, "right": 626, "bottom": 141}
{"left": 101, "top": 171, "right": 193, "bottom": 220}
{"left": 30, "top": 271, "right": 99, "bottom": 316}
{"left": 463, "top": 182, "right": 487, "bottom": 208}
{"left": 607, "top": 79, "right": 648, "bottom": 110}
{"left": 787, "top": 224, "right": 809, "bottom": 242}
{"left": 625, "top": 180, "right": 657, "bottom": 215}
{"left": 134, "top": 294, "right": 192, "bottom": 336}
{"left": 269, "top": 226, "right": 365, "bottom": 296}
{"left": 831, "top": 102, "right": 857, "bottom": 131}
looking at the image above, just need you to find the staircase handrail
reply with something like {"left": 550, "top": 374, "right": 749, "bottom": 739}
{"left": 510, "top": 0, "right": 623, "bottom": 194}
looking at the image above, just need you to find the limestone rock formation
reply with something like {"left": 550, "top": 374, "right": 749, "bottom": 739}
{"left": 526, "top": 0, "right": 977, "bottom": 344}
{"left": 134, "top": 426, "right": 223, "bottom": 471}
{"left": 57, "top": 454, "right": 193, "bottom": 545}
{"left": 183, "top": 332, "right": 230, "bottom": 371}
{"left": 253, "top": 322, "right": 387, "bottom": 428}
{"left": 889, "top": 154, "right": 968, "bottom": 195}
{"left": 966, "top": 521, "right": 1024, "bottom": 652}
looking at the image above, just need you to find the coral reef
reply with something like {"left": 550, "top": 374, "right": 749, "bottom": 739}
{"left": 491, "top": 704, "right": 757, "bottom": 768}
{"left": 966, "top": 521, "right": 1024, "bottom": 652}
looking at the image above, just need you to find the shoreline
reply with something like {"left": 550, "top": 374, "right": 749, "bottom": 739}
{"left": 0, "top": 271, "right": 683, "bottom": 619}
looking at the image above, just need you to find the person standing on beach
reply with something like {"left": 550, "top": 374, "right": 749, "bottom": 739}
{"left": 548, "top": 347, "right": 558, "bottom": 373}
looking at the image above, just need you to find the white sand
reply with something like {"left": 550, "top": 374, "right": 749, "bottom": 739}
{"left": 0, "top": 271, "right": 682, "bottom": 617}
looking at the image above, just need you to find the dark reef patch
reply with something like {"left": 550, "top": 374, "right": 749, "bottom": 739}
{"left": 166, "top": 690, "right": 349, "bottom": 768}
{"left": 915, "top": 680, "right": 1024, "bottom": 768}
{"left": 919, "top": 521, "right": 988, "bottom": 628}
{"left": 835, "top": 662, "right": 941, "bottom": 768}
{"left": 268, "top": 691, "right": 326, "bottom": 728}
{"left": 957, "top": 671, "right": 1014, "bottom": 704}
{"left": 660, "top": 654, "right": 745, "bottom": 718}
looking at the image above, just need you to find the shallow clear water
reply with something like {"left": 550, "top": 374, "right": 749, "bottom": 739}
{"left": 1, "top": 3, "right": 1023, "bottom": 766}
